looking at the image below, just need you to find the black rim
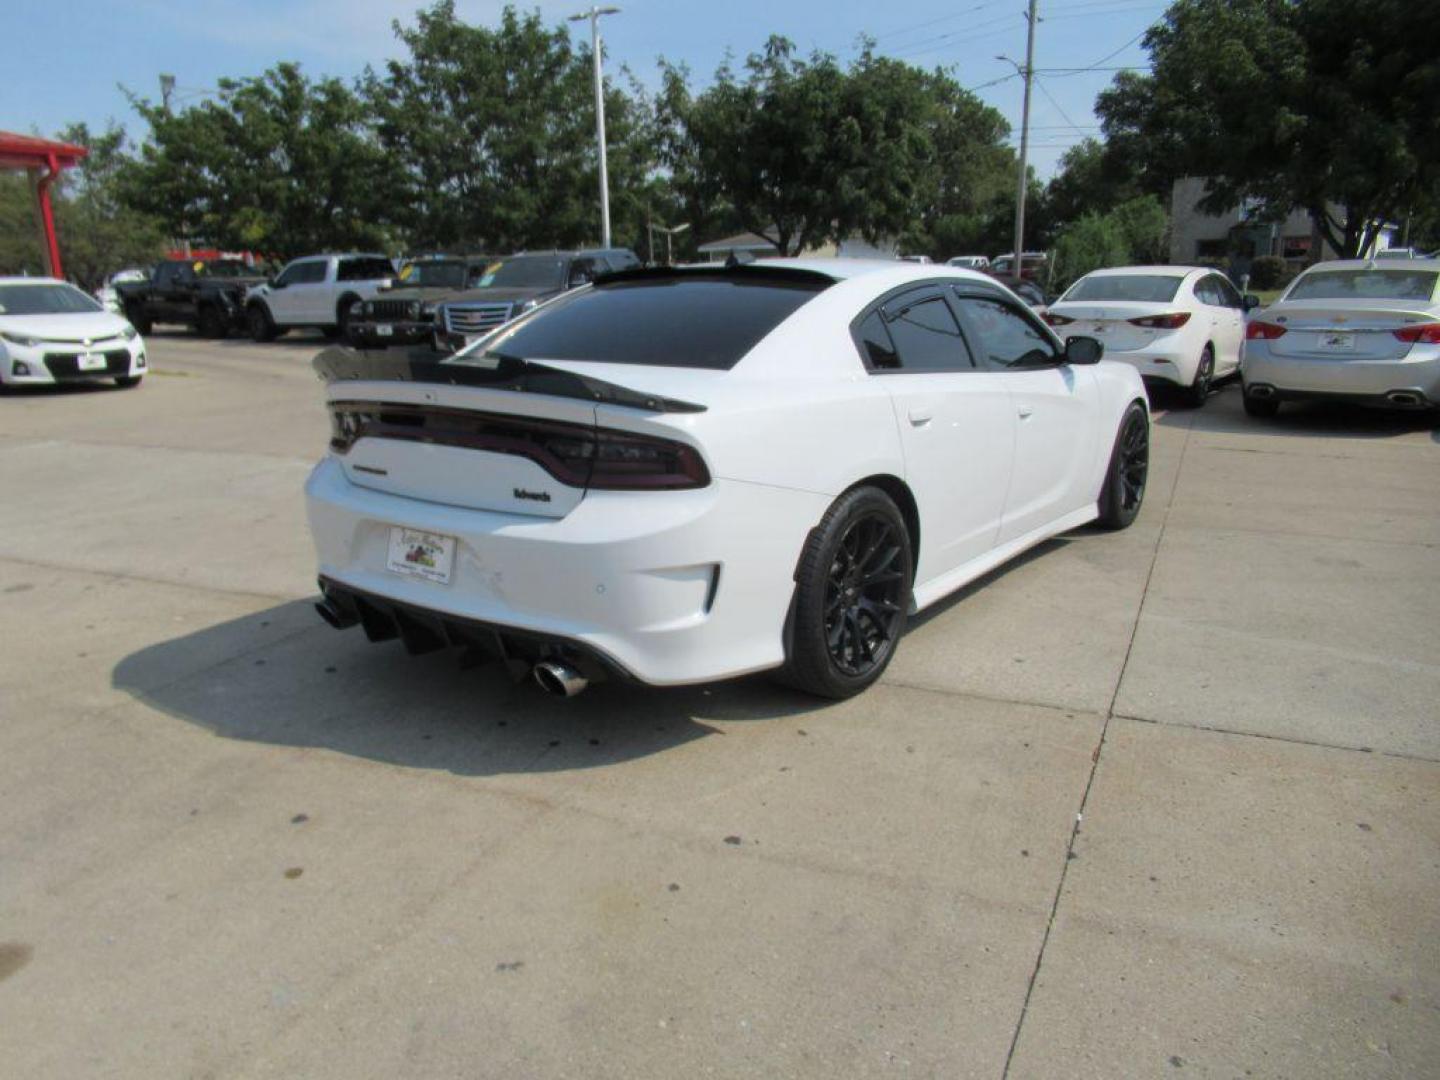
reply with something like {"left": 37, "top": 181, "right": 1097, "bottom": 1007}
{"left": 1118, "top": 410, "right": 1149, "bottom": 512}
{"left": 1196, "top": 350, "right": 1213, "bottom": 394}
{"left": 824, "top": 513, "right": 906, "bottom": 677}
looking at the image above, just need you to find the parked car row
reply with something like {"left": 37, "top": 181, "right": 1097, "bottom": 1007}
{"left": 1040, "top": 258, "right": 1439, "bottom": 415}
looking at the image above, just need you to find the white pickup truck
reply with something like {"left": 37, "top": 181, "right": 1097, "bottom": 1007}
{"left": 245, "top": 253, "right": 395, "bottom": 341}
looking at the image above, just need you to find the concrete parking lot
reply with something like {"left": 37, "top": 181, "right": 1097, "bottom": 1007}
{"left": 2, "top": 332, "right": 1437, "bottom": 1078}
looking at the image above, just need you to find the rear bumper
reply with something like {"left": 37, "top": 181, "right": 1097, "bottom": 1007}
{"left": 304, "top": 456, "right": 829, "bottom": 686}
{"left": 1100, "top": 343, "right": 1196, "bottom": 386}
{"left": 1242, "top": 345, "right": 1440, "bottom": 403}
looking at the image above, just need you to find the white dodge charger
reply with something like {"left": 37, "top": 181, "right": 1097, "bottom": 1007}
{"left": 306, "top": 261, "right": 1149, "bottom": 698}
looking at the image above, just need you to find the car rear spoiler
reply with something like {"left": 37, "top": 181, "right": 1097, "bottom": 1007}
{"left": 311, "top": 346, "right": 707, "bottom": 414}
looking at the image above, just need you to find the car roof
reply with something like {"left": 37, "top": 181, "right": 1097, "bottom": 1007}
{"left": 1296, "top": 259, "right": 1440, "bottom": 272}
{"left": 1080, "top": 265, "right": 1204, "bottom": 278}
{"left": 291, "top": 252, "right": 391, "bottom": 261}
{"left": 0, "top": 276, "right": 67, "bottom": 286}
{"left": 752, "top": 257, "right": 1000, "bottom": 286}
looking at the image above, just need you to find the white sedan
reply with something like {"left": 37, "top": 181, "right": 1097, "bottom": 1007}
{"left": 0, "top": 277, "right": 147, "bottom": 389}
{"left": 1045, "top": 266, "right": 1256, "bottom": 407}
{"left": 306, "top": 261, "right": 1149, "bottom": 699}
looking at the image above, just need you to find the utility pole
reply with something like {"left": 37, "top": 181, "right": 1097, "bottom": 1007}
{"left": 1006, "top": 0, "right": 1039, "bottom": 284}
{"left": 569, "top": 7, "right": 621, "bottom": 249}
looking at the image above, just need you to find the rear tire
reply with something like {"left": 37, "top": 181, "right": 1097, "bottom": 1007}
{"left": 1097, "top": 401, "right": 1149, "bottom": 530}
{"left": 778, "top": 486, "right": 913, "bottom": 699}
{"left": 123, "top": 303, "right": 151, "bottom": 336}
{"left": 1242, "top": 388, "right": 1280, "bottom": 418}
{"left": 248, "top": 303, "right": 278, "bottom": 342}
{"left": 1181, "top": 345, "right": 1214, "bottom": 408}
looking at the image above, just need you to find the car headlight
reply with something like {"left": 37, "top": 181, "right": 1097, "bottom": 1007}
{"left": 517, "top": 299, "right": 539, "bottom": 313}
{"left": 407, "top": 300, "right": 421, "bottom": 319}
{"left": 121, "top": 324, "right": 139, "bottom": 340}
{"left": 419, "top": 301, "right": 435, "bottom": 318}
{"left": 0, "top": 331, "right": 42, "bottom": 348}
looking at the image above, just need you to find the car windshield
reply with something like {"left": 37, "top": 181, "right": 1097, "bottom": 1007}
{"left": 1286, "top": 268, "right": 1439, "bottom": 302}
{"left": 1064, "top": 275, "right": 1184, "bottom": 303}
{"left": 472, "top": 256, "right": 565, "bottom": 290}
{"left": 0, "top": 283, "right": 102, "bottom": 315}
{"left": 463, "top": 274, "right": 828, "bottom": 370}
{"left": 199, "top": 260, "right": 254, "bottom": 278}
{"left": 395, "top": 261, "right": 468, "bottom": 289}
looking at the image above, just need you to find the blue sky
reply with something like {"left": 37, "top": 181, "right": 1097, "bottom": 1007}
{"left": 10, "top": 0, "right": 1164, "bottom": 178}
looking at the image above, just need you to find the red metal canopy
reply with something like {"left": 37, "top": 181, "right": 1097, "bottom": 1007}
{"left": 0, "top": 130, "right": 89, "bottom": 279}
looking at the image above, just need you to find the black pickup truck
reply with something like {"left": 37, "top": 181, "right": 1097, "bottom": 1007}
{"left": 116, "top": 259, "right": 267, "bottom": 338}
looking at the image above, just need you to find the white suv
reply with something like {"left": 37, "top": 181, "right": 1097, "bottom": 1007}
{"left": 245, "top": 253, "right": 395, "bottom": 341}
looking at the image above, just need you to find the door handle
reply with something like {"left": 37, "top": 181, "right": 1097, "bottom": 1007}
{"left": 1018, "top": 405, "right": 1035, "bottom": 419}
{"left": 908, "top": 409, "right": 932, "bottom": 426}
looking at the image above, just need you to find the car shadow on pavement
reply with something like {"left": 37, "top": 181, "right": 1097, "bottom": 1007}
{"left": 112, "top": 599, "right": 832, "bottom": 778}
{"left": 1155, "top": 382, "right": 1440, "bottom": 443}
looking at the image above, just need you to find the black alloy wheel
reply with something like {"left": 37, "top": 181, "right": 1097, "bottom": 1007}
{"left": 780, "top": 486, "right": 913, "bottom": 698}
{"left": 1098, "top": 401, "right": 1149, "bottom": 529}
{"left": 824, "top": 514, "right": 907, "bottom": 677}
{"left": 1182, "top": 346, "right": 1214, "bottom": 408}
{"left": 248, "top": 303, "right": 277, "bottom": 342}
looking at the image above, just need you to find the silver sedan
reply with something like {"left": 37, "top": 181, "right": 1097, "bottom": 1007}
{"left": 1241, "top": 259, "right": 1440, "bottom": 416}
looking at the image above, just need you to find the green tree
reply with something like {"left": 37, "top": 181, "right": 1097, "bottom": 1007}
{"left": 125, "top": 64, "right": 398, "bottom": 259}
{"left": 362, "top": 2, "right": 659, "bottom": 253}
{"left": 52, "top": 122, "right": 166, "bottom": 290}
{"left": 0, "top": 174, "right": 45, "bottom": 276}
{"left": 662, "top": 38, "right": 1014, "bottom": 256}
{"left": 1048, "top": 212, "right": 1130, "bottom": 292}
{"left": 1097, "top": 0, "right": 1440, "bottom": 258}
{"left": 1044, "top": 137, "right": 1140, "bottom": 229}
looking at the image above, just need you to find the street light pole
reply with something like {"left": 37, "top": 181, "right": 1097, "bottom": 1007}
{"left": 1004, "top": 0, "right": 1039, "bottom": 284}
{"left": 569, "top": 6, "right": 621, "bottom": 249}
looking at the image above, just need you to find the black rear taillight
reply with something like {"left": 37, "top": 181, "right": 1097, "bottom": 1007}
{"left": 329, "top": 401, "right": 709, "bottom": 491}
{"left": 587, "top": 429, "right": 709, "bottom": 490}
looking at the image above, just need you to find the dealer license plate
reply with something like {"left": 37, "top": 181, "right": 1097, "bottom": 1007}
{"left": 375, "top": 324, "right": 394, "bottom": 337}
{"left": 77, "top": 352, "right": 107, "bottom": 371}
{"left": 386, "top": 527, "right": 456, "bottom": 585}
{"left": 1320, "top": 331, "right": 1354, "bottom": 351}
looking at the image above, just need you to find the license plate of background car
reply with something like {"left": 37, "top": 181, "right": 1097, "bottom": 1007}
{"left": 376, "top": 324, "right": 393, "bottom": 336}
{"left": 385, "top": 527, "right": 456, "bottom": 585}
{"left": 1320, "top": 331, "right": 1355, "bottom": 351}
{"left": 77, "top": 353, "right": 107, "bottom": 371}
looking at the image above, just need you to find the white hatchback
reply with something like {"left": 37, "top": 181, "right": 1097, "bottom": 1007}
{"left": 1045, "top": 266, "right": 1255, "bottom": 407}
{"left": 0, "top": 277, "right": 147, "bottom": 389}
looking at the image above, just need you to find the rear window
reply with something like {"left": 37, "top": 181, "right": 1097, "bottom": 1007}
{"left": 1063, "top": 275, "right": 1184, "bottom": 303}
{"left": 338, "top": 257, "right": 395, "bottom": 282}
{"left": 1286, "top": 268, "right": 1439, "bottom": 302}
{"left": 473, "top": 276, "right": 827, "bottom": 370}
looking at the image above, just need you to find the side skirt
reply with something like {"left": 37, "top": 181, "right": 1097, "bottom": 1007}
{"left": 909, "top": 504, "right": 1099, "bottom": 612}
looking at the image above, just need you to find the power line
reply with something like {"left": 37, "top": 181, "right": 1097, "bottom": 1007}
{"left": 1033, "top": 76, "right": 1090, "bottom": 138}
{"left": 869, "top": 0, "right": 1010, "bottom": 43}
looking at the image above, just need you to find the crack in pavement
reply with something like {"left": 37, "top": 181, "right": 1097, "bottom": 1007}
{"left": 1001, "top": 408, "right": 1195, "bottom": 1080}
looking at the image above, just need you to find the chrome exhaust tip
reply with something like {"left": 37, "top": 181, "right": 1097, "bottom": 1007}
{"left": 533, "top": 660, "right": 588, "bottom": 698}
{"left": 1248, "top": 384, "right": 1275, "bottom": 398}
{"left": 1387, "top": 391, "right": 1423, "bottom": 407}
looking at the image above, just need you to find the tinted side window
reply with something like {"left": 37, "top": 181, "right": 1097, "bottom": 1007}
{"left": 954, "top": 297, "right": 1058, "bottom": 369}
{"left": 154, "top": 263, "right": 179, "bottom": 287}
{"left": 856, "top": 311, "right": 899, "bottom": 370}
{"left": 338, "top": 257, "right": 393, "bottom": 282}
{"left": 881, "top": 292, "right": 973, "bottom": 372}
{"left": 1212, "top": 276, "right": 1242, "bottom": 308}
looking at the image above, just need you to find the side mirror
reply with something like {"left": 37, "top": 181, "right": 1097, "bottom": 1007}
{"left": 1242, "top": 294, "right": 1261, "bottom": 311}
{"left": 1064, "top": 336, "right": 1104, "bottom": 365}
